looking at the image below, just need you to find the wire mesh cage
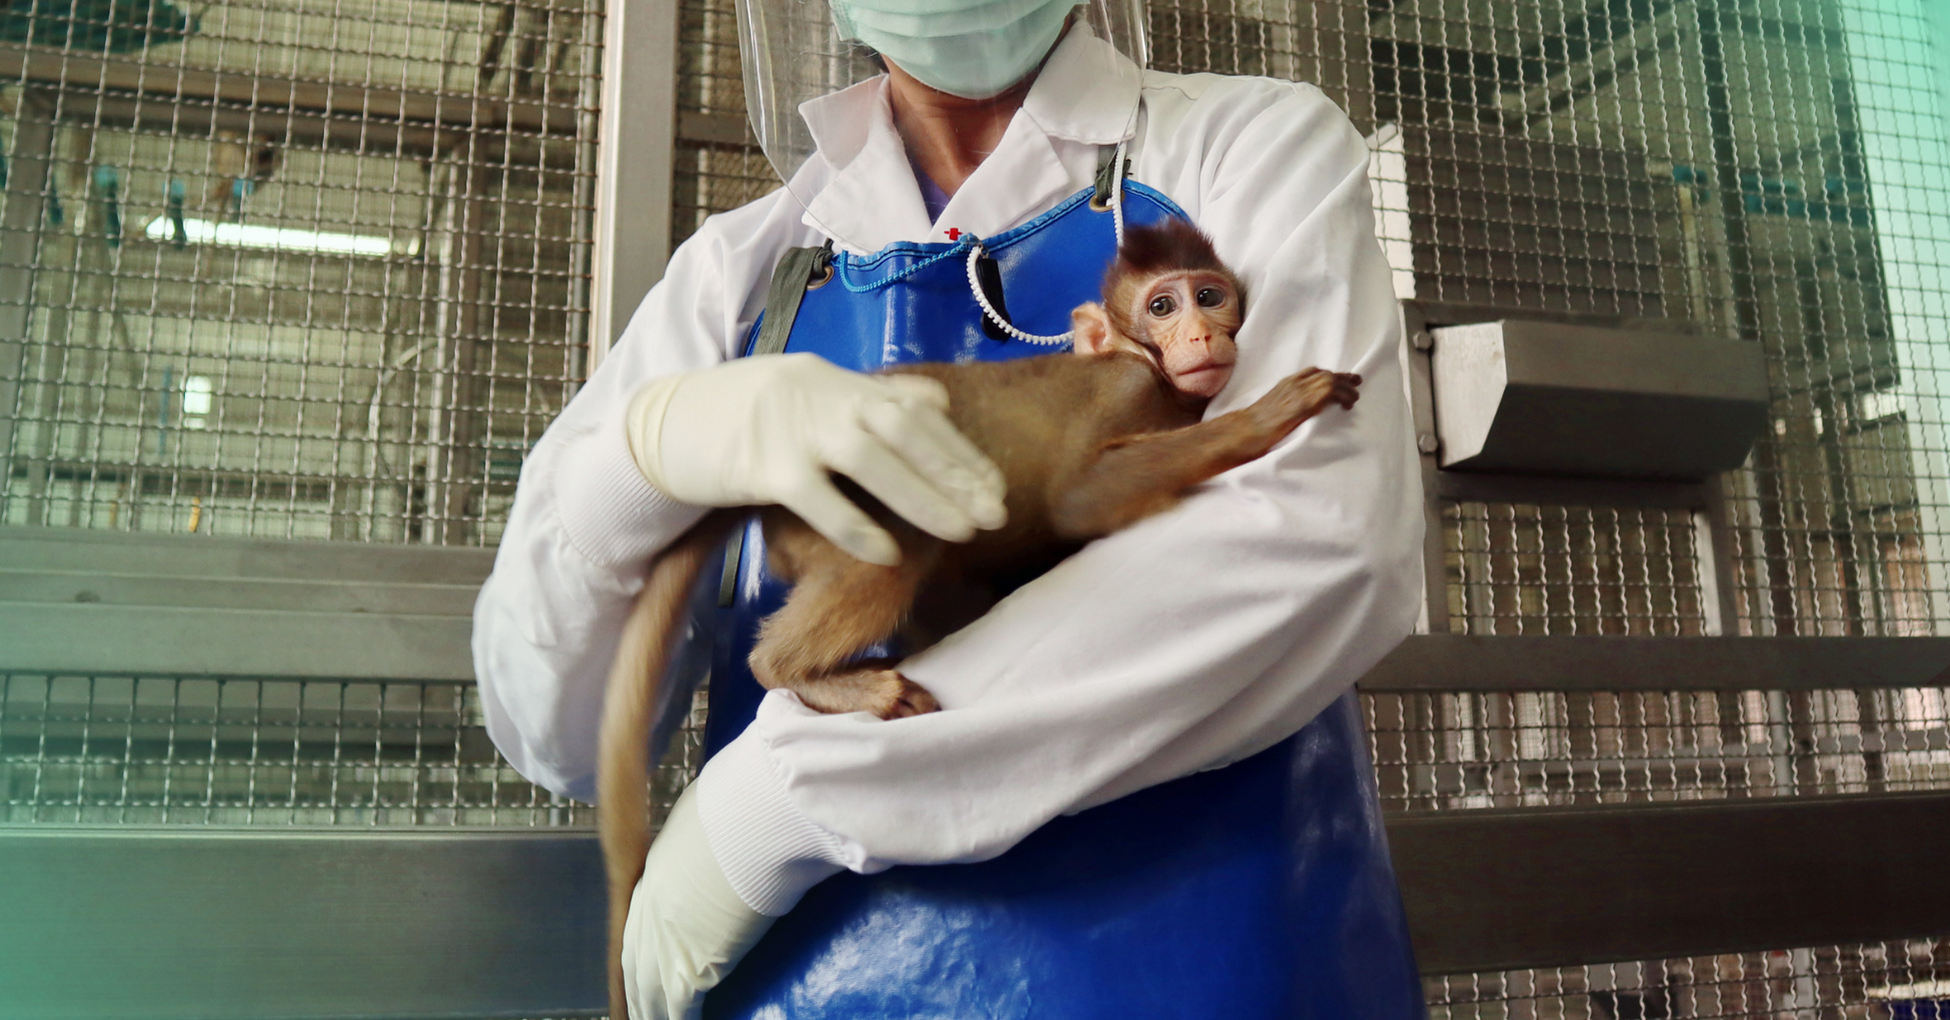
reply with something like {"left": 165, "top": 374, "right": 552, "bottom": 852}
{"left": 1, "top": 671, "right": 708, "bottom": 827}
{"left": 1350, "top": 0, "right": 1950, "bottom": 639}
{"left": 0, "top": 0, "right": 603, "bottom": 545}
{"left": 1443, "top": 501, "right": 1713, "bottom": 636}
{"left": 1364, "top": 684, "right": 1950, "bottom": 812}
{"left": 1427, "top": 938, "right": 1950, "bottom": 1019}
{"left": 672, "top": 0, "right": 773, "bottom": 248}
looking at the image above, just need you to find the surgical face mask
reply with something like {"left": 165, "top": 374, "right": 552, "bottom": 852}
{"left": 831, "top": 0, "right": 1075, "bottom": 99}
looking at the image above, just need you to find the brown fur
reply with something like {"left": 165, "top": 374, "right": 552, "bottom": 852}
{"left": 596, "top": 233, "right": 1359, "bottom": 1020}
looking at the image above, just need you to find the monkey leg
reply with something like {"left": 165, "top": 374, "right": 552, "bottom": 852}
{"left": 749, "top": 535, "right": 944, "bottom": 719}
{"left": 1050, "top": 369, "right": 1361, "bottom": 539}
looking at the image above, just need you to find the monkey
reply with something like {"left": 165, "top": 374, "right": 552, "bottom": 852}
{"left": 597, "top": 219, "right": 1362, "bottom": 1019}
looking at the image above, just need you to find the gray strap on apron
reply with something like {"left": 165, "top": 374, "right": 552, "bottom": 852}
{"left": 1092, "top": 145, "right": 1131, "bottom": 211}
{"left": 720, "top": 241, "right": 833, "bottom": 606}
{"left": 748, "top": 242, "right": 833, "bottom": 357}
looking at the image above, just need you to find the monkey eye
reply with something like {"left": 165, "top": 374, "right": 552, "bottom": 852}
{"left": 1196, "top": 287, "right": 1226, "bottom": 308}
{"left": 1148, "top": 294, "right": 1176, "bottom": 317}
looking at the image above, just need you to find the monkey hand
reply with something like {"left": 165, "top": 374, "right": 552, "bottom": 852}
{"left": 621, "top": 784, "right": 777, "bottom": 1020}
{"left": 1245, "top": 368, "right": 1362, "bottom": 439}
{"left": 625, "top": 353, "right": 1007, "bottom": 566}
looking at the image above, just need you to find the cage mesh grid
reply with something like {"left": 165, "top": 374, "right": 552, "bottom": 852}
{"left": 1426, "top": 938, "right": 1950, "bottom": 1018}
{"left": 0, "top": 0, "right": 602, "bottom": 545}
{"left": 0, "top": 672, "right": 708, "bottom": 827}
{"left": 671, "top": 0, "right": 776, "bottom": 247}
{"left": 1363, "top": 685, "right": 1950, "bottom": 812}
{"left": 1443, "top": 501, "right": 1711, "bottom": 636}
{"left": 1353, "top": 0, "right": 1950, "bottom": 641}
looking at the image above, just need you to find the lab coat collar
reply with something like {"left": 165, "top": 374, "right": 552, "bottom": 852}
{"left": 1020, "top": 27, "right": 1142, "bottom": 146}
{"left": 794, "top": 26, "right": 1141, "bottom": 253}
{"left": 801, "top": 81, "right": 936, "bottom": 250}
{"left": 798, "top": 76, "right": 882, "bottom": 171}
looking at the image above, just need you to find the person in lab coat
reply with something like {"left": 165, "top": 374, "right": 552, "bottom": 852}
{"left": 472, "top": 1, "right": 1426, "bottom": 1016}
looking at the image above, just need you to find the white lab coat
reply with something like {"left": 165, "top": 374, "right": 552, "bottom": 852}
{"left": 471, "top": 30, "right": 1423, "bottom": 915}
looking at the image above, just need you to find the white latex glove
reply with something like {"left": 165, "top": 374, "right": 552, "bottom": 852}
{"left": 627, "top": 352, "right": 1007, "bottom": 565}
{"left": 621, "top": 785, "right": 777, "bottom": 1020}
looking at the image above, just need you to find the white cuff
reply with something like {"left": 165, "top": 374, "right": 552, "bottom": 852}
{"left": 553, "top": 417, "right": 702, "bottom": 568}
{"left": 692, "top": 726, "right": 848, "bottom": 916}
{"left": 625, "top": 375, "right": 685, "bottom": 493}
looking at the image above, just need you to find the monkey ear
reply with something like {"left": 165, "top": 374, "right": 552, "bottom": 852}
{"left": 1071, "top": 303, "right": 1113, "bottom": 355}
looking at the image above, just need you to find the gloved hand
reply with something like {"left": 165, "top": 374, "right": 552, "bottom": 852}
{"left": 621, "top": 784, "right": 776, "bottom": 1020}
{"left": 627, "top": 353, "right": 1007, "bottom": 565}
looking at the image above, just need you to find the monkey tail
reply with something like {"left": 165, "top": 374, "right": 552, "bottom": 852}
{"left": 598, "top": 510, "right": 739, "bottom": 1020}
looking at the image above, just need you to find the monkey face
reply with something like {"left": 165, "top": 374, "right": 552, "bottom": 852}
{"left": 1071, "top": 220, "right": 1246, "bottom": 402}
{"left": 1125, "top": 269, "right": 1241, "bottom": 399}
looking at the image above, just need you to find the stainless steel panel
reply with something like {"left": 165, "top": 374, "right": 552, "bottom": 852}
{"left": 0, "top": 602, "right": 477, "bottom": 679}
{"left": 0, "top": 527, "right": 490, "bottom": 678}
{"left": 1389, "top": 792, "right": 1950, "bottom": 974}
{"left": 0, "top": 526, "right": 497, "bottom": 586}
{"left": 0, "top": 828, "right": 607, "bottom": 1019}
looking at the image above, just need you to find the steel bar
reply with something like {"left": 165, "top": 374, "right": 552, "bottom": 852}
{"left": 1389, "top": 792, "right": 1950, "bottom": 974}
{"left": 0, "top": 527, "right": 490, "bottom": 679}
{"left": 1362, "top": 634, "right": 1950, "bottom": 692}
{"left": 0, "top": 48, "right": 583, "bottom": 137}
{"left": 1433, "top": 471, "right": 1709, "bottom": 510}
{"left": 0, "top": 602, "right": 476, "bottom": 679}
{"left": 589, "top": 0, "right": 681, "bottom": 359}
{"left": 0, "top": 97, "right": 52, "bottom": 489}
{"left": 0, "top": 526, "right": 495, "bottom": 585}
{"left": 1399, "top": 301, "right": 1450, "bottom": 632}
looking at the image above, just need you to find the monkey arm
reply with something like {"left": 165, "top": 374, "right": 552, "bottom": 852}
{"left": 1047, "top": 423, "right": 1270, "bottom": 540}
{"left": 1049, "top": 369, "right": 1359, "bottom": 540}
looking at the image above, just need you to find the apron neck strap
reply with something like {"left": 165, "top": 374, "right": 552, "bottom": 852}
{"left": 749, "top": 240, "right": 834, "bottom": 358}
{"left": 1092, "top": 144, "right": 1131, "bottom": 212}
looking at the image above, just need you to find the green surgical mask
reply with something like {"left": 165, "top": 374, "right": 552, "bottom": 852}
{"left": 831, "top": 0, "right": 1074, "bottom": 99}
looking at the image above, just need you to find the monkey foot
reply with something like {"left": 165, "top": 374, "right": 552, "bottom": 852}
{"left": 797, "top": 669, "right": 941, "bottom": 719}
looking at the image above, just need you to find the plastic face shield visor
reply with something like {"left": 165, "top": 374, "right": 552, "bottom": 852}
{"left": 734, "top": 0, "right": 1147, "bottom": 248}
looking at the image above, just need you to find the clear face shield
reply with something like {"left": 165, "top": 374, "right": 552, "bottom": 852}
{"left": 736, "top": 0, "right": 1148, "bottom": 247}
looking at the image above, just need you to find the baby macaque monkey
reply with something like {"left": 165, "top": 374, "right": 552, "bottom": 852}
{"left": 598, "top": 219, "right": 1361, "bottom": 1018}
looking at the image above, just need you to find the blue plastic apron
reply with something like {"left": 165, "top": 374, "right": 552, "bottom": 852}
{"left": 697, "top": 180, "right": 1426, "bottom": 1020}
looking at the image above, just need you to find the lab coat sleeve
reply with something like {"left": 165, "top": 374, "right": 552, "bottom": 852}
{"left": 694, "top": 78, "right": 1425, "bottom": 915}
{"left": 471, "top": 199, "right": 788, "bottom": 801}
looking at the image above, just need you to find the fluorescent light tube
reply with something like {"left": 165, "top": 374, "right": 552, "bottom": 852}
{"left": 145, "top": 216, "right": 396, "bottom": 257}
{"left": 182, "top": 375, "right": 213, "bottom": 415}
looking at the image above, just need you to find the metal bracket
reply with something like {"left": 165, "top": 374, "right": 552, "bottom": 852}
{"left": 1399, "top": 301, "right": 1760, "bottom": 636}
